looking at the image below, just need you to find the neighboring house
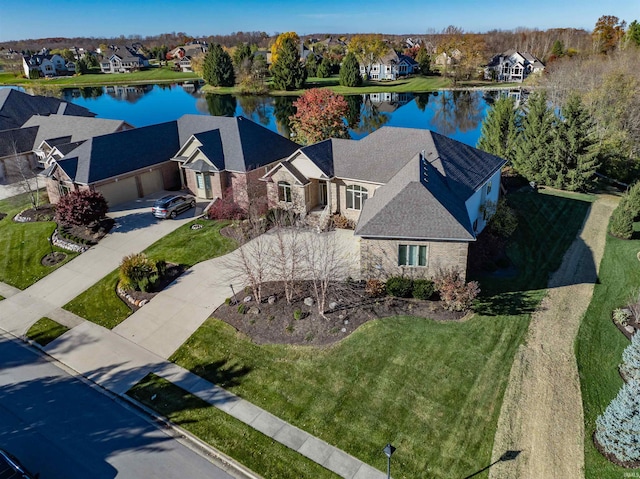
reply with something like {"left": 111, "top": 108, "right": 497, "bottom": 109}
{"left": 168, "top": 43, "right": 208, "bottom": 60}
{"left": 485, "top": 50, "right": 545, "bottom": 82}
{"left": 100, "top": 46, "right": 149, "bottom": 73}
{"left": 171, "top": 116, "right": 299, "bottom": 209}
{"left": 261, "top": 127, "right": 506, "bottom": 280}
{"left": 176, "top": 56, "right": 194, "bottom": 72}
{"left": 434, "top": 49, "right": 462, "bottom": 66}
{"left": 359, "top": 49, "right": 418, "bottom": 80}
{"left": 44, "top": 115, "right": 298, "bottom": 208}
{"left": 22, "top": 53, "right": 70, "bottom": 78}
{"left": 0, "top": 88, "right": 95, "bottom": 131}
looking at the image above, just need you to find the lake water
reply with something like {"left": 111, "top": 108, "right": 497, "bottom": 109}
{"left": 54, "top": 83, "right": 517, "bottom": 147}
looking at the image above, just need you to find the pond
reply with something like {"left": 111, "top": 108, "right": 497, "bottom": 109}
{"left": 54, "top": 83, "right": 522, "bottom": 147}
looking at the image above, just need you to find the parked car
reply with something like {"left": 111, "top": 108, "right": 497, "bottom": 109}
{"left": 151, "top": 194, "right": 196, "bottom": 219}
{"left": 0, "top": 449, "right": 38, "bottom": 478}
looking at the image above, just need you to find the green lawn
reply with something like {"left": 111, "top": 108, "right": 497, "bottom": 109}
{"left": 0, "top": 66, "right": 199, "bottom": 87}
{"left": 576, "top": 221, "right": 639, "bottom": 478}
{"left": 0, "top": 192, "right": 78, "bottom": 289}
{"left": 26, "top": 317, "right": 69, "bottom": 347}
{"left": 164, "top": 189, "right": 592, "bottom": 479}
{"left": 64, "top": 218, "right": 236, "bottom": 328}
{"left": 128, "top": 374, "right": 340, "bottom": 479}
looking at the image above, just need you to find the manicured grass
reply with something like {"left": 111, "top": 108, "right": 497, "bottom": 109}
{"left": 0, "top": 192, "right": 78, "bottom": 289}
{"left": 167, "top": 189, "right": 591, "bottom": 479}
{"left": 64, "top": 219, "right": 236, "bottom": 329}
{"left": 128, "top": 374, "right": 339, "bottom": 479}
{"left": 0, "top": 66, "right": 199, "bottom": 87}
{"left": 576, "top": 223, "right": 640, "bottom": 478}
{"left": 26, "top": 317, "right": 69, "bottom": 347}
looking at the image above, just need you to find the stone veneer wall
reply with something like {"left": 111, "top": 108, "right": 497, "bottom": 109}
{"left": 360, "top": 238, "right": 469, "bottom": 281}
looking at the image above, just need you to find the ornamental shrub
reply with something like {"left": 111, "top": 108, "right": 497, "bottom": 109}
{"left": 595, "top": 379, "right": 640, "bottom": 465}
{"left": 365, "top": 279, "right": 385, "bottom": 297}
{"left": 412, "top": 279, "right": 435, "bottom": 300}
{"left": 385, "top": 276, "right": 413, "bottom": 298}
{"left": 55, "top": 190, "right": 108, "bottom": 226}
{"left": 608, "top": 198, "right": 634, "bottom": 239}
{"left": 486, "top": 198, "right": 518, "bottom": 238}
{"left": 433, "top": 268, "right": 480, "bottom": 312}
{"left": 207, "top": 191, "right": 246, "bottom": 221}
{"left": 119, "top": 253, "right": 157, "bottom": 292}
{"left": 626, "top": 181, "right": 640, "bottom": 219}
{"left": 620, "top": 333, "right": 640, "bottom": 382}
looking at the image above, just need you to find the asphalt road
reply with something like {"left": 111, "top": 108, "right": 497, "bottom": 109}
{"left": 0, "top": 333, "right": 236, "bottom": 479}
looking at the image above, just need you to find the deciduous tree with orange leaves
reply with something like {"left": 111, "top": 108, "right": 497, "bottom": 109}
{"left": 290, "top": 89, "right": 349, "bottom": 145}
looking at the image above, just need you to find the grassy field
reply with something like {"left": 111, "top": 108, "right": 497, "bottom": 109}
{"left": 0, "top": 192, "right": 78, "bottom": 289}
{"left": 64, "top": 218, "right": 236, "bottom": 329}
{"left": 128, "top": 374, "right": 340, "bottom": 479}
{"left": 26, "top": 317, "right": 69, "bottom": 347}
{"left": 575, "top": 221, "right": 640, "bottom": 478}
{"left": 160, "top": 189, "right": 591, "bottom": 479}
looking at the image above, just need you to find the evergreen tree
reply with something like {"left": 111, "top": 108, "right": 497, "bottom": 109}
{"left": 339, "top": 52, "right": 362, "bottom": 87}
{"left": 620, "top": 333, "right": 640, "bottom": 382}
{"left": 203, "top": 44, "right": 235, "bottom": 87}
{"left": 305, "top": 54, "right": 318, "bottom": 77}
{"left": 271, "top": 37, "right": 307, "bottom": 91}
{"left": 609, "top": 197, "right": 634, "bottom": 239}
{"left": 556, "top": 94, "right": 600, "bottom": 191}
{"left": 416, "top": 47, "right": 431, "bottom": 75}
{"left": 477, "top": 96, "right": 519, "bottom": 161}
{"left": 551, "top": 40, "right": 564, "bottom": 57}
{"left": 595, "top": 380, "right": 640, "bottom": 464}
{"left": 233, "top": 43, "right": 252, "bottom": 67}
{"left": 75, "top": 58, "right": 88, "bottom": 75}
{"left": 626, "top": 20, "right": 640, "bottom": 47}
{"left": 512, "top": 91, "right": 558, "bottom": 185}
{"left": 316, "top": 57, "right": 331, "bottom": 78}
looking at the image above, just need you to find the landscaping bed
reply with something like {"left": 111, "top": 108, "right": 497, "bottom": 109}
{"left": 117, "top": 263, "right": 185, "bottom": 311}
{"left": 216, "top": 280, "right": 464, "bottom": 346}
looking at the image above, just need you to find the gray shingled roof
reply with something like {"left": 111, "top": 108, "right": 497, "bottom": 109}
{"left": 0, "top": 89, "right": 95, "bottom": 131}
{"left": 0, "top": 126, "right": 38, "bottom": 157}
{"left": 177, "top": 115, "right": 299, "bottom": 172}
{"left": 299, "top": 140, "right": 334, "bottom": 177}
{"left": 22, "top": 115, "right": 129, "bottom": 149}
{"left": 355, "top": 156, "right": 475, "bottom": 240}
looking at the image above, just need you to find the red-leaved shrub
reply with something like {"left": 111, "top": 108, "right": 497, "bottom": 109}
{"left": 207, "top": 194, "right": 246, "bottom": 220}
{"left": 433, "top": 268, "right": 480, "bottom": 312}
{"left": 55, "top": 190, "right": 108, "bottom": 226}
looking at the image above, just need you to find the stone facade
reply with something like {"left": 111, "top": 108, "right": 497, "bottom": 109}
{"left": 360, "top": 238, "right": 469, "bottom": 281}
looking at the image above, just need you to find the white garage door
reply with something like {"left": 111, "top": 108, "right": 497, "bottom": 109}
{"left": 139, "top": 170, "right": 164, "bottom": 196}
{"left": 97, "top": 177, "right": 138, "bottom": 206}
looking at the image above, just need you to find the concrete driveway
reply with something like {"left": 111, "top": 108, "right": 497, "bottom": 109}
{"left": 0, "top": 191, "right": 200, "bottom": 336}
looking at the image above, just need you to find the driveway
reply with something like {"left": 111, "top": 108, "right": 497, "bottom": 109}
{"left": 0, "top": 191, "right": 200, "bottom": 336}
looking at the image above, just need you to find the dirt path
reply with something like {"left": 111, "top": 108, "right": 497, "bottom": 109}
{"left": 489, "top": 195, "right": 618, "bottom": 479}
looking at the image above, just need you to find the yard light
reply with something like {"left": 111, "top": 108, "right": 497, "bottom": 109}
{"left": 383, "top": 443, "right": 396, "bottom": 479}
{"left": 229, "top": 284, "right": 237, "bottom": 304}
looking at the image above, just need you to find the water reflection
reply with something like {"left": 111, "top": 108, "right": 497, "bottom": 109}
{"left": 60, "top": 83, "right": 500, "bottom": 147}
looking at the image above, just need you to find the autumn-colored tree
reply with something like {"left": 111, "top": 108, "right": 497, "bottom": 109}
{"left": 348, "top": 34, "right": 388, "bottom": 79}
{"left": 55, "top": 190, "right": 109, "bottom": 226}
{"left": 593, "top": 15, "right": 626, "bottom": 53}
{"left": 290, "top": 89, "right": 349, "bottom": 145}
{"left": 270, "top": 32, "right": 300, "bottom": 65}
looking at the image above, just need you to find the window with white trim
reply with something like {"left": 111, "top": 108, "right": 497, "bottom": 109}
{"left": 196, "top": 172, "right": 205, "bottom": 189}
{"left": 398, "top": 244, "right": 427, "bottom": 267}
{"left": 278, "top": 181, "right": 292, "bottom": 203}
{"left": 346, "top": 185, "right": 368, "bottom": 210}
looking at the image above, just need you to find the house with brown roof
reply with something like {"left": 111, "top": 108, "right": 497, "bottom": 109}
{"left": 261, "top": 127, "right": 506, "bottom": 280}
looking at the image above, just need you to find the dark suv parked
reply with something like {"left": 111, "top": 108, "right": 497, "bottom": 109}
{"left": 151, "top": 194, "right": 196, "bottom": 219}
{"left": 0, "top": 449, "right": 38, "bottom": 478}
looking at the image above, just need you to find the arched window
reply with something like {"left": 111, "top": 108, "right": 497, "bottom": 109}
{"left": 346, "top": 185, "right": 368, "bottom": 210}
{"left": 278, "top": 181, "right": 292, "bottom": 203}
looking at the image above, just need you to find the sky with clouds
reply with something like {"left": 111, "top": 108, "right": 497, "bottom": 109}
{"left": 0, "top": 0, "right": 638, "bottom": 42}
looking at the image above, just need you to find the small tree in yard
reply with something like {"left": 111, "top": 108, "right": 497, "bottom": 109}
{"left": 226, "top": 223, "right": 271, "bottom": 304}
{"left": 55, "top": 190, "right": 108, "bottom": 226}
{"left": 608, "top": 197, "right": 634, "bottom": 240}
{"left": 620, "top": 332, "right": 640, "bottom": 382}
{"left": 269, "top": 213, "right": 304, "bottom": 304}
{"left": 595, "top": 379, "right": 640, "bottom": 465}
{"left": 434, "top": 268, "right": 480, "bottom": 312}
{"left": 339, "top": 52, "right": 362, "bottom": 87}
{"left": 290, "top": 88, "right": 349, "bottom": 145}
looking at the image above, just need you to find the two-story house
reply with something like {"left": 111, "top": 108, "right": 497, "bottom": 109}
{"left": 485, "top": 50, "right": 545, "bottom": 82}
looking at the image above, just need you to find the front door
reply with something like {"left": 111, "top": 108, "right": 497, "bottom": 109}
{"left": 196, "top": 172, "right": 213, "bottom": 199}
{"left": 319, "top": 181, "right": 327, "bottom": 206}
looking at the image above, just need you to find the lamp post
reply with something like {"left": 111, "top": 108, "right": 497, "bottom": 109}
{"left": 229, "top": 284, "right": 237, "bottom": 305}
{"left": 383, "top": 443, "right": 396, "bottom": 479}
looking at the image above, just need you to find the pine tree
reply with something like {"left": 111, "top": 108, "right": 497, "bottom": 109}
{"left": 620, "top": 333, "right": 640, "bottom": 382}
{"left": 609, "top": 197, "right": 634, "bottom": 239}
{"left": 339, "top": 52, "right": 362, "bottom": 87}
{"left": 595, "top": 380, "right": 640, "bottom": 464}
{"left": 271, "top": 37, "right": 307, "bottom": 91}
{"left": 551, "top": 40, "right": 564, "bottom": 57}
{"left": 203, "top": 44, "right": 235, "bottom": 87}
{"left": 477, "top": 96, "right": 519, "bottom": 161}
{"left": 513, "top": 91, "right": 558, "bottom": 185}
{"left": 316, "top": 57, "right": 331, "bottom": 78}
{"left": 305, "top": 54, "right": 318, "bottom": 77}
{"left": 556, "top": 94, "right": 600, "bottom": 191}
{"left": 416, "top": 47, "right": 431, "bottom": 76}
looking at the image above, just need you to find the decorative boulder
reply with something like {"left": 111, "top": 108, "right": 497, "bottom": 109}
{"left": 248, "top": 306, "right": 261, "bottom": 315}
{"left": 304, "top": 297, "right": 314, "bottom": 307}
{"left": 329, "top": 302, "right": 338, "bottom": 310}
{"left": 243, "top": 295, "right": 252, "bottom": 303}
{"left": 268, "top": 296, "right": 276, "bottom": 304}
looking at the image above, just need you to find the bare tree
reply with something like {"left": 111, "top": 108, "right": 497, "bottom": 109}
{"left": 3, "top": 140, "right": 41, "bottom": 209}
{"left": 269, "top": 210, "right": 304, "bottom": 304}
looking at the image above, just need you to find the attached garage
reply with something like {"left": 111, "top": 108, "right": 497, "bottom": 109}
{"left": 139, "top": 169, "right": 164, "bottom": 196}
{"left": 96, "top": 176, "right": 138, "bottom": 206}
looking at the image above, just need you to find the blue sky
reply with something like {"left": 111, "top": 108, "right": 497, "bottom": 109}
{"left": 0, "top": 0, "right": 638, "bottom": 42}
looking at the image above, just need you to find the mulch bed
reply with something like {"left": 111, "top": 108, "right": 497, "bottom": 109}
{"left": 213, "top": 280, "right": 466, "bottom": 346}
{"left": 59, "top": 217, "right": 115, "bottom": 245}
{"left": 41, "top": 251, "right": 67, "bottom": 266}
{"left": 16, "top": 204, "right": 56, "bottom": 222}
{"left": 117, "top": 264, "right": 186, "bottom": 312}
